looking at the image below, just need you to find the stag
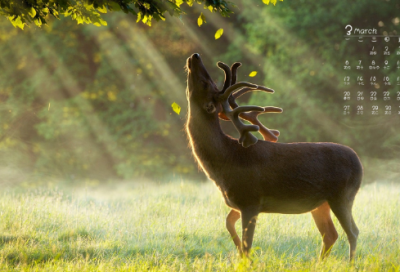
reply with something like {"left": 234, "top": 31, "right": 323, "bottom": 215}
{"left": 185, "top": 53, "right": 362, "bottom": 261}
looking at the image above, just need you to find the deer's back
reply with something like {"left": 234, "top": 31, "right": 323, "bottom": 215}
{"left": 208, "top": 140, "right": 363, "bottom": 214}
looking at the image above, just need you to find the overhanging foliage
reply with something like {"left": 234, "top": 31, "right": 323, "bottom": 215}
{"left": 0, "top": 0, "right": 233, "bottom": 29}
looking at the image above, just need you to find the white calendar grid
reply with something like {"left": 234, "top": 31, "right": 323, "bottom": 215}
{"left": 342, "top": 36, "right": 400, "bottom": 116}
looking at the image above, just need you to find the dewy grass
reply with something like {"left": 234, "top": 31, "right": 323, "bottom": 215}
{"left": 0, "top": 181, "right": 399, "bottom": 271}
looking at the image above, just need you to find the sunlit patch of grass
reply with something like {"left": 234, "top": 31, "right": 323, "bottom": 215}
{"left": 0, "top": 181, "right": 398, "bottom": 271}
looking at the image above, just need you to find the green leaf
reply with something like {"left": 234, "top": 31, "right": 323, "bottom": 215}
{"left": 76, "top": 15, "right": 83, "bottom": 24}
{"left": 108, "top": 2, "right": 121, "bottom": 11}
{"left": 16, "top": 17, "right": 24, "bottom": 30}
{"left": 28, "top": 7, "right": 36, "bottom": 18}
{"left": 142, "top": 15, "right": 152, "bottom": 26}
{"left": 1, "top": 0, "right": 234, "bottom": 29}
{"left": 136, "top": 12, "right": 142, "bottom": 23}
{"left": 198, "top": 12, "right": 206, "bottom": 27}
{"left": 34, "top": 17, "right": 42, "bottom": 27}
{"left": 99, "top": 18, "right": 107, "bottom": 26}
{"left": 84, "top": 3, "right": 94, "bottom": 10}
{"left": 171, "top": 102, "right": 181, "bottom": 115}
{"left": 50, "top": 8, "right": 59, "bottom": 18}
{"left": 64, "top": 7, "right": 74, "bottom": 17}
{"left": 249, "top": 71, "right": 258, "bottom": 77}
{"left": 97, "top": 5, "right": 107, "bottom": 13}
{"left": 215, "top": 28, "right": 223, "bottom": 39}
{"left": 176, "top": 0, "right": 184, "bottom": 7}
{"left": 263, "top": 0, "right": 283, "bottom": 5}
{"left": 9, "top": 16, "right": 24, "bottom": 30}
{"left": 84, "top": 16, "right": 92, "bottom": 24}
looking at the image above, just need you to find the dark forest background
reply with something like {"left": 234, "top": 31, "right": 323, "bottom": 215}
{"left": 1, "top": 0, "right": 400, "bottom": 185}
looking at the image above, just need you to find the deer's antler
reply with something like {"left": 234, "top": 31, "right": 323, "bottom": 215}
{"left": 231, "top": 62, "right": 242, "bottom": 85}
{"left": 218, "top": 96, "right": 264, "bottom": 148}
{"left": 216, "top": 62, "right": 282, "bottom": 147}
{"left": 229, "top": 87, "right": 282, "bottom": 142}
{"left": 217, "top": 62, "right": 231, "bottom": 93}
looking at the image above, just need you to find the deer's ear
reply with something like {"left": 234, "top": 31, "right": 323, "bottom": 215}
{"left": 216, "top": 104, "right": 229, "bottom": 120}
{"left": 203, "top": 102, "right": 216, "bottom": 114}
{"left": 218, "top": 112, "right": 229, "bottom": 120}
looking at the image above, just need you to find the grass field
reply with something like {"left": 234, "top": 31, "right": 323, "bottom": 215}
{"left": 0, "top": 180, "right": 399, "bottom": 271}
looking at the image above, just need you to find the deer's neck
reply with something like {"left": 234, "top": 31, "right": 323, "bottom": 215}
{"left": 186, "top": 108, "right": 230, "bottom": 179}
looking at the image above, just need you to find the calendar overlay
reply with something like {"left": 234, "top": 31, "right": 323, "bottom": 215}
{"left": 342, "top": 25, "right": 400, "bottom": 116}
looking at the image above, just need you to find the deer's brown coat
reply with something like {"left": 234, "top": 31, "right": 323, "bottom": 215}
{"left": 185, "top": 53, "right": 362, "bottom": 260}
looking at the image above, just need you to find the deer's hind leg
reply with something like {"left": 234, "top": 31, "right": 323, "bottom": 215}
{"left": 311, "top": 202, "right": 338, "bottom": 259}
{"left": 226, "top": 209, "right": 242, "bottom": 256}
{"left": 329, "top": 198, "right": 359, "bottom": 261}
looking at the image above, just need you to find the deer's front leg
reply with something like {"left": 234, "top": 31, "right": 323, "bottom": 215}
{"left": 226, "top": 209, "right": 242, "bottom": 256}
{"left": 241, "top": 207, "right": 259, "bottom": 259}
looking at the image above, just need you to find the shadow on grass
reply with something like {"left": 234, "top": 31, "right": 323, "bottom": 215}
{"left": 58, "top": 227, "right": 93, "bottom": 241}
{"left": 0, "top": 235, "right": 21, "bottom": 245}
{"left": 0, "top": 235, "right": 38, "bottom": 245}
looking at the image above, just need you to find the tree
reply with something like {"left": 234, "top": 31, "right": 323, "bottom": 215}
{"left": 0, "top": 0, "right": 233, "bottom": 29}
{"left": 0, "top": 13, "right": 203, "bottom": 181}
{"left": 222, "top": 0, "right": 400, "bottom": 167}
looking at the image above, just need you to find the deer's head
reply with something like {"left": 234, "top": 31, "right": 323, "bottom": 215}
{"left": 186, "top": 53, "right": 220, "bottom": 116}
{"left": 186, "top": 53, "right": 282, "bottom": 147}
